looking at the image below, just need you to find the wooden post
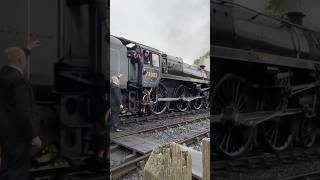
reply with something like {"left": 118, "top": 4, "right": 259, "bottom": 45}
{"left": 202, "top": 138, "right": 210, "bottom": 180}
{"left": 143, "top": 143, "right": 192, "bottom": 180}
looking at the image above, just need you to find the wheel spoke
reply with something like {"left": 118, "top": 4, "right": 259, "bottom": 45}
{"left": 225, "top": 130, "right": 232, "bottom": 152}
{"left": 299, "top": 119, "right": 316, "bottom": 148}
{"left": 258, "top": 88, "right": 293, "bottom": 152}
{"left": 174, "top": 85, "right": 190, "bottom": 112}
{"left": 212, "top": 74, "right": 253, "bottom": 157}
{"left": 149, "top": 83, "right": 168, "bottom": 114}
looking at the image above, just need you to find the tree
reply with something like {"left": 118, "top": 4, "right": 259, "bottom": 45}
{"left": 265, "top": 0, "right": 288, "bottom": 16}
{"left": 193, "top": 50, "right": 210, "bottom": 66}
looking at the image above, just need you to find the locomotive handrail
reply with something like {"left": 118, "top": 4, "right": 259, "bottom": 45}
{"left": 211, "top": 108, "right": 302, "bottom": 126}
{"left": 201, "top": 87, "right": 210, "bottom": 92}
{"left": 291, "top": 82, "right": 319, "bottom": 95}
{"left": 112, "top": 35, "right": 164, "bottom": 54}
{"left": 213, "top": 0, "right": 320, "bottom": 33}
{"left": 162, "top": 74, "right": 210, "bottom": 84}
{"left": 158, "top": 96, "right": 204, "bottom": 102}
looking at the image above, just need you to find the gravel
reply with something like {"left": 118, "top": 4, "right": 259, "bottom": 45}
{"left": 110, "top": 147, "right": 135, "bottom": 168}
{"left": 213, "top": 153, "right": 320, "bottom": 180}
{"left": 138, "top": 118, "right": 210, "bottom": 145}
{"left": 115, "top": 117, "right": 209, "bottom": 180}
{"left": 117, "top": 112, "right": 209, "bottom": 133}
{"left": 119, "top": 154, "right": 320, "bottom": 180}
{"left": 118, "top": 170, "right": 143, "bottom": 180}
{"left": 189, "top": 141, "right": 203, "bottom": 151}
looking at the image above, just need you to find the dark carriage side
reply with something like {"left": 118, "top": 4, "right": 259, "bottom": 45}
{"left": 0, "top": 0, "right": 110, "bottom": 176}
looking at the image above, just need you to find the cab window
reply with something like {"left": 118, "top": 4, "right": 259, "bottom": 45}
{"left": 152, "top": 53, "right": 160, "bottom": 67}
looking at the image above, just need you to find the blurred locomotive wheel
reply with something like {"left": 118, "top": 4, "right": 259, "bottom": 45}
{"left": 299, "top": 117, "right": 316, "bottom": 148}
{"left": 101, "top": 107, "right": 110, "bottom": 161}
{"left": 211, "top": 74, "right": 254, "bottom": 157}
{"left": 104, "top": 108, "right": 111, "bottom": 129}
{"left": 202, "top": 91, "right": 210, "bottom": 109}
{"left": 191, "top": 95, "right": 203, "bottom": 110}
{"left": 212, "top": 123, "right": 254, "bottom": 157}
{"left": 149, "top": 83, "right": 169, "bottom": 115}
{"left": 260, "top": 118, "right": 294, "bottom": 152}
{"left": 257, "top": 89, "right": 294, "bottom": 152}
{"left": 174, "top": 85, "right": 191, "bottom": 112}
{"left": 0, "top": 143, "right": 2, "bottom": 169}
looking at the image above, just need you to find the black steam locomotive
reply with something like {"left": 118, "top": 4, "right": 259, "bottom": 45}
{"left": 110, "top": 36, "right": 210, "bottom": 115}
{"left": 0, "top": 0, "right": 109, "bottom": 175}
{"left": 211, "top": 0, "right": 320, "bottom": 157}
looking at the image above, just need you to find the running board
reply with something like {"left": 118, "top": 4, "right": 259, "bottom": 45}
{"left": 211, "top": 108, "right": 303, "bottom": 126}
{"left": 158, "top": 96, "right": 204, "bottom": 102}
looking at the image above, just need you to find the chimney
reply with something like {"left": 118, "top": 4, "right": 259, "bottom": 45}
{"left": 283, "top": 0, "right": 305, "bottom": 25}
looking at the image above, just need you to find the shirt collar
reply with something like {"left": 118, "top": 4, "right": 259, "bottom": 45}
{"left": 8, "top": 65, "right": 24, "bottom": 75}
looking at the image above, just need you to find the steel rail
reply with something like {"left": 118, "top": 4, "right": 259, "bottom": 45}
{"left": 212, "top": 147, "right": 320, "bottom": 172}
{"left": 283, "top": 170, "right": 320, "bottom": 180}
{"left": 120, "top": 108, "right": 209, "bottom": 124}
{"left": 112, "top": 112, "right": 209, "bottom": 139}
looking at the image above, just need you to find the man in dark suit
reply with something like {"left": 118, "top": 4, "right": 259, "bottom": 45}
{"left": 110, "top": 75, "right": 123, "bottom": 132}
{"left": 0, "top": 40, "right": 41, "bottom": 180}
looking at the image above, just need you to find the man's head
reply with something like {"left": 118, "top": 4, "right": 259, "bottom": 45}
{"left": 144, "top": 50, "right": 149, "bottom": 57}
{"left": 117, "top": 73, "right": 122, "bottom": 79}
{"left": 111, "top": 75, "right": 120, "bottom": 85}
{"left": 4, "top": 47, "right": 27, "bottom": 71}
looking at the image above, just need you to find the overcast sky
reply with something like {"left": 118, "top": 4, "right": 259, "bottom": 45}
{"left": 110, "top": 0, "right": 210, "bottom": 65}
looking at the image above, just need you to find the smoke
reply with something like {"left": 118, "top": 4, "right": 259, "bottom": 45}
{"left": 110, "top": 0, "right": 210, "bottom": 65}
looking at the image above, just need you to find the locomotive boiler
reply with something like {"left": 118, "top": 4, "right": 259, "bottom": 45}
{"left": 212, "top": 0, "right": 320, "bottom": 61}
{"left": 110, "top": 36, "right": 210, "bottom": 115}
{"left": 0, "top": 0, "right": 109, "bottom": 175}
{"left": 211, "top": 0, "right": 320, "bottom": 157}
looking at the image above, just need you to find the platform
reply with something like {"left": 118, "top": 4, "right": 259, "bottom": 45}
{"left": 111, "top": 135, "right": 160, "bottom": 154}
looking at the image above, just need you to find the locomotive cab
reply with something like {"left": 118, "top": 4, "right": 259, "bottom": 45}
{"left": 140, "top": 48, "right": 161, "bottom": 88}
{"left": 110, "top": 36, "right": 161, "bottom": 88}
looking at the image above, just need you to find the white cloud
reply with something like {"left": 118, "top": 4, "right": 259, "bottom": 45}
{"left": 110, "top": 0, "right": 210, "bottom": 65}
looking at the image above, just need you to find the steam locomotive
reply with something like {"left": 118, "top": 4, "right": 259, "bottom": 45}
{"left": 0, "top": 0, "right": 109, "bottom": 175}
{"left": 110, "top": 36, "right": 210, "bottom": 115}
{"left": 211, "top": 0, "right": 320, "bottom": 157}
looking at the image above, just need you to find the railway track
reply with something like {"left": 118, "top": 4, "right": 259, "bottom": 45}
{"left": 111, "top": 108, "right": 306, "bottom": 179}
{"left": 120, "top": 108, "right": 209, "bottom": 124}
{"left": 111, "top": 127, "right": 210, "bottom": 179}
{"left": 283, "top": 170, "right": 320, "bottom": 180}
{"left": 30, "top": 165, "right": 109, "bottom": 180}
{"left": 212, "top": 146, "right": 320, "bottom": 178}
{"left": 110, "top": 110, "right": 210, "bottom": 179}
{"left": 29, "top": 109, "right": 209, "bottom": 179}
{"left": 112, "top": 110, "right": 209, "bottom": 139}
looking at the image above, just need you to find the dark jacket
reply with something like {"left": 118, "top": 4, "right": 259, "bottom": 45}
{"left": 0, "top": 66, "right": 37, "bottom": 141}
{"left": 110, "top": 83, "right": 122, "bottom": 110}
